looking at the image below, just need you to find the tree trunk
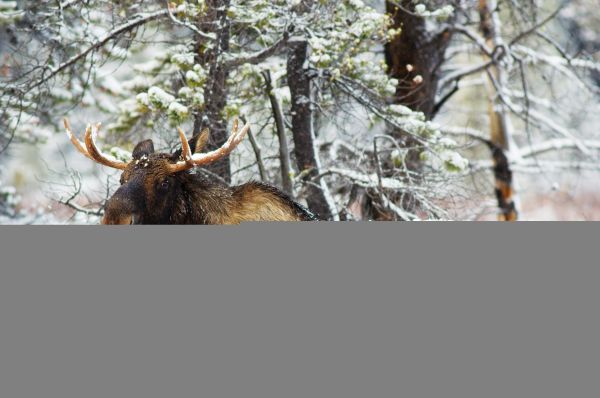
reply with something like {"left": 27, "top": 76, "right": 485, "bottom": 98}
{"left": 479, "top": 0, "right": 519, "bottom": 221}
{"left": 286, "top": 37, "right": 333, "bottom": 220}
{"left": 350, "top": 1, "right": 454, "bottom": 220}
{"left": 262, "top": 70, "right": 293, "bottom": 196}
{"left": 193, "top": 0, "right": 231, "bottom": 182}
{"left": 384, "top": 1, "right": 453, "bottom": 119}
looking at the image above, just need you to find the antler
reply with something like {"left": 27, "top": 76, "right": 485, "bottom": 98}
{"left": 63, "top": 118, "right": 129, "bottom": 170}
{"left": 166, "top": 118, "right": 250, "bottom": 174}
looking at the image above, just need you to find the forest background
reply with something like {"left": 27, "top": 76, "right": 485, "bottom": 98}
{"left": 1, "top": 0, "right": 599, "bottom": 223}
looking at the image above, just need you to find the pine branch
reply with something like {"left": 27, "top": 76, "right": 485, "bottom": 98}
{"left": 224, "top": 30, "right": 291, "bottom": 69}
{"left": 28, "top": 9, "right": 169, "bottom": 90}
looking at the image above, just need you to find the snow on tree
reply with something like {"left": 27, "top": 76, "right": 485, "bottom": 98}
{"left": 1, "top": 0, "right": 599, "bottom": 222}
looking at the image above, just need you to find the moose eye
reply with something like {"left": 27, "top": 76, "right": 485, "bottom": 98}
{"left": 159, "top": 179, "right": 170, "bottom": 191}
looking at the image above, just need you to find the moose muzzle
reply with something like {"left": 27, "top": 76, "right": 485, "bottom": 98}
{"left": 101, "top": 181, "right": 144, "bottom": 225}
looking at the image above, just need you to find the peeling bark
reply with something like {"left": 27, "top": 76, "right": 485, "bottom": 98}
{"left": 479, "top": 0, "right": 519, "bottom": 221}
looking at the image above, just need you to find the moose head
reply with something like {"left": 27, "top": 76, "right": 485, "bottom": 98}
{"left": 64, "top": 118, "right": 316, "bottom": 224}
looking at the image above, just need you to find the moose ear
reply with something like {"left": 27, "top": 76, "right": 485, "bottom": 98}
{"left": 132, "top": 139, "right": 155, "bottom": 159}
{"left": 170, "top": 128, "right": 210, "bottom": 161}
{"left": 189, "top": 128, "right": 210, "bottom": 154}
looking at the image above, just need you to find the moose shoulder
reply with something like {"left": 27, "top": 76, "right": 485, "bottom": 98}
{"left": 64, "top": 118, "right": 317, "bottom": 224}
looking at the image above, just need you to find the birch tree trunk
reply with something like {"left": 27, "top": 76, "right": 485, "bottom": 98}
{"left": 479, "top": 0, "right": 520, "bottom": 221}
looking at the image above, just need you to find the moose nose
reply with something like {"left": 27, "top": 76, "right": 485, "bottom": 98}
{"left": 102, "top": 197, "right": 133, "bottom": 225}
{"left": 101, "top": 176, "right": 145, "bottom": 225}
{"left": 102, "top": 195, "right": 136, "bottom": 225}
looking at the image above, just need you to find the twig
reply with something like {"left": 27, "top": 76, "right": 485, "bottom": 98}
{"left": 450, "top": 25, "right": 493, "bottom": 57}
{"left": 316, "top": 167, "right": 411, "bottom": 191}
{"left": 438, "top": 60, "right": 493, "bottom": 91}
{"left": 433, "top": 79, "right": 459, "bottom": 114}
{"left": 57, "top": 173, "right": 103, "bottom": 216}
{"left": 373, "top": 137, "right": 385, "bottom": 204}
{"left": 509, "top": 6, "right": 563, "bottom": 47}
{"left": 379, "top": 193, "right": 419, "bottom": 221}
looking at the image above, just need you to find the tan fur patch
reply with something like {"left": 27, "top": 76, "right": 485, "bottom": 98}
{"left": 224, "top": 187, "right": 302, "bottom": 223}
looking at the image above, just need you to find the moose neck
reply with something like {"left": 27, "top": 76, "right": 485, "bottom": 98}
{"left": 175, "top": 174, "right": 317, "bottom": 224}
{"left": 178, "top": 173, "right": 236, "bottom": 224}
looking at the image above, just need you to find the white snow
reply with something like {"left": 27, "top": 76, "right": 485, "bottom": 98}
{"left": 167, "top": 102, "right": 189, "bottom": 118}
{"left": 148, "top": 86, "right": 176, "bottom": 108}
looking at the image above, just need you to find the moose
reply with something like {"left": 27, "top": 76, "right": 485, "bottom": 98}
{"left": 63, "top": 118, "right": 317, "bottom": 224}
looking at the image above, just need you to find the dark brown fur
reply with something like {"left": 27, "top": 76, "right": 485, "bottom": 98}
{"left": 102, "top": 139, "right": 316, "bottom": 224}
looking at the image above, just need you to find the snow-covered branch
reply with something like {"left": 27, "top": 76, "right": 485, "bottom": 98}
{"left": 520, "top": 139, "right": 600, "bottom": 158}
{"left": 471, "top": 159, "right": 600, "bottom": 173}
{"left": 59, "top": 0, "right": 82, "bottom": 9}
{"left": 165, "top": 2, "right": 216, "bottom": 40}
{"left": 224, "top": 30, "right": 291, "bottom": 69}
{"left": 319, "top": 168, "right": 408, "bottom": 191}
{"left": 29, "top": 9, "right": 169, "bottom": 89}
